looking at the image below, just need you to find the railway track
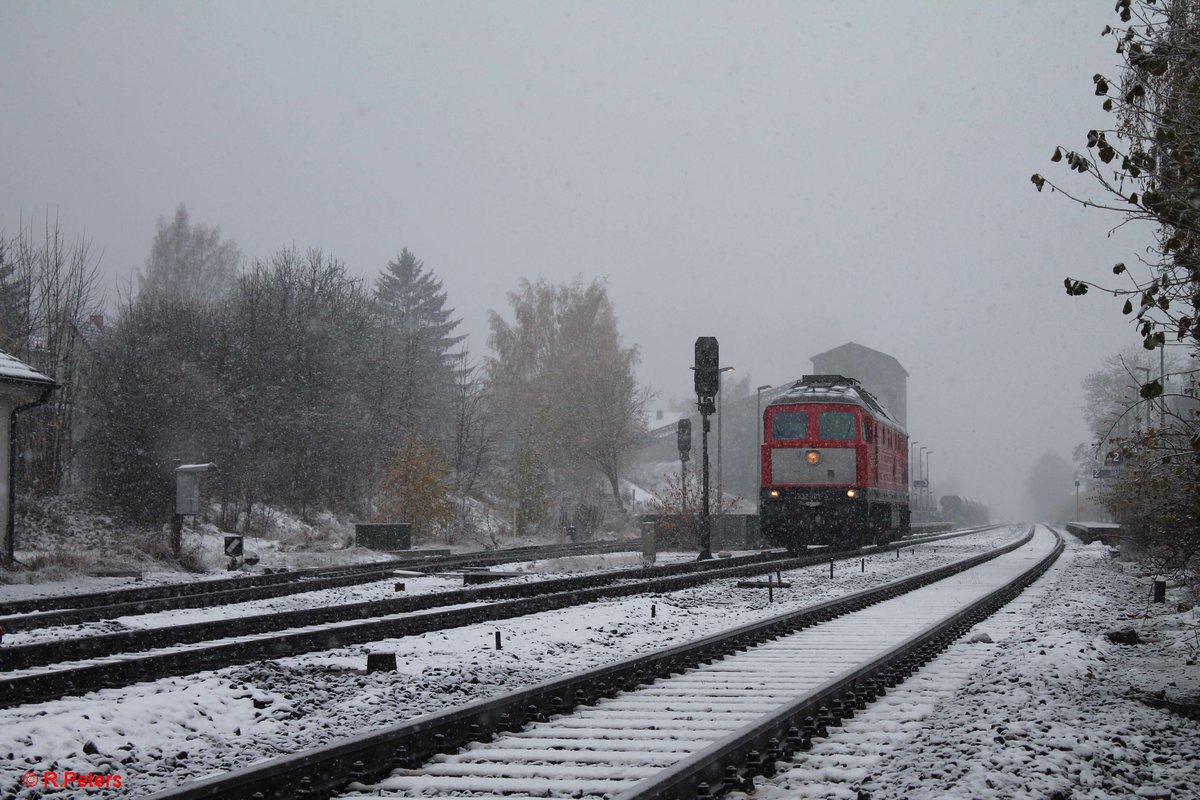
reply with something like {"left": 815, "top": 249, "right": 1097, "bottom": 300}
{"left": 145, "top": 525, "right": 1060, "bottom": 800}
{"left": 0, "top": 527, "right": 994, "bottom": 708}
{"left": 0, "top": 539, "right": 640, "bottom": 631}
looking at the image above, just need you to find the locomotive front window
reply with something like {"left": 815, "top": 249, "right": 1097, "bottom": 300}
{"left": 818, "top": 411, "right": 857, "bottom": 440}
{"left": 771, "top": 411, "right": 809, "bottom": 440}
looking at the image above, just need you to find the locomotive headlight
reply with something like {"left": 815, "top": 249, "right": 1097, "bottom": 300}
{"left": 806, "top": 450, "right": 820, "bottom": 465}
{"left": 846, "top": 489, "right": 858, "bottom": 498}
{"left": 768, "top": 489, "right": 780, "bottom": 498}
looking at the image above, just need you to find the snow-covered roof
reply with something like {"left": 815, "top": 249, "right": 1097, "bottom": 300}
{"left": 645, "top": 409, "right": 688, "bottom": 430}
{"left": 0, "top": 351, "right": 54, "bottom": 386}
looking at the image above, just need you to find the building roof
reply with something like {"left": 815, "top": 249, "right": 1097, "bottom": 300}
{"left": 810, "top": 341, "right": 909, "bottom": 378}
{"left": 0, "top": 351, "right": 54, "bottom": 386}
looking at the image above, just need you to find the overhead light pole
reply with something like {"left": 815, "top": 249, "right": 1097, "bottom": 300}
{"left": 716, "top": 366, "right": 734, "bottom": 522}
{"left": 1135, "top": 366, "right": 1150, "bottom": 429}
{"left": 916, "top": 445, "right": 926, "bottom": 520}
{"left": 924, "top": 450, "right": 934, "bottom": 515}
{"left": 756, "top": 384, "right": 772, "bottom": 514}
{"left": 1159, "top": 341, "right": 1166, "bottom": 430}
{"left": 909, "top": 439, "right": 919, "bottom": 499}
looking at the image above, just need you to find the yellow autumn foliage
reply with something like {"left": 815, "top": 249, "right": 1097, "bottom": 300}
{"left": 376, "top": 432, "right": 454, "bottom": 539}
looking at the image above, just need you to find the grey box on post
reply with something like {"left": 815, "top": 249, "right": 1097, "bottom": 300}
{"left": 355, "top": 523, "right": 412, "bottom": 551}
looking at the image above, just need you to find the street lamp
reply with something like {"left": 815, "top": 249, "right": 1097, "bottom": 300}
{"left": 1134, "top": 367, "right": 1150, "bottom": 429}
{"left": 909, "top": 439, "right": 919, "bottom": 497}
{"left": 716, "top": 366, "right": 734, "bottom": 520}
{"left": 916, "top": 445, "right": 926, "bottom": 520}
{"left": 756, "top": 384, "right": 772, "bottom": 513}
{"left": 924, "top": 450, "right": 934, "bottom": 514}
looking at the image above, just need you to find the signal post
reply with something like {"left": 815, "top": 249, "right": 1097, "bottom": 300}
{"left": 693, "top": 337, "right": 720, "bottom": 560}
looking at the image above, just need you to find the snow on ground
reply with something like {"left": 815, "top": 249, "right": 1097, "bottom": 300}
{"left": 1, "top": 551, "right": 700, "bottom": 648}
{"left": 745, "top": 531, "right": 1200, "bottom": 800}
{"left": 1, "top": 526, "right": 1196, "bottom": 799}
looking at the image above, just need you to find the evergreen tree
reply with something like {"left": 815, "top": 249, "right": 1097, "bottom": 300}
{"left": 0, "top": 237, "right": 27, "bottom": 352}
{"left": 374, "top": 248, "right": 465, "bottom": 436}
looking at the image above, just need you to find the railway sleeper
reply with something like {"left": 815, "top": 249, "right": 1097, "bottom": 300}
{"left": 142, "top": 528, "right": 1052, "bottom": 800}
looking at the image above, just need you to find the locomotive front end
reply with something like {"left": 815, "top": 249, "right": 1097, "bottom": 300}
{"left": 758, "top": 375, "right": 909, "bottom": 553}
{"left": 759, "top": 404, "right": 869, "bottom": 552}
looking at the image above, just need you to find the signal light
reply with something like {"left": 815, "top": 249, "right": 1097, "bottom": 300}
{"left": 676, "top": 419, "right": 692, "bottom": 463}
{"left": 694, "top": 337, "right": 720, "bottom": 397}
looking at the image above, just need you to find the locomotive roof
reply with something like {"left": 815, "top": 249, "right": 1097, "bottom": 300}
{"left": 769, "top": 374, "right": 901, "bottom": 427}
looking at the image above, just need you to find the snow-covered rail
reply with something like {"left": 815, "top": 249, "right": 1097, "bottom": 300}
{"left": 145, "top": 526, "right": 1060, "bottom": 800}
{"left": 0, "top": 528, "right": 997, "bottom": 707}
{"left": 0, "top": 539, "right": 639, "bottom": 630}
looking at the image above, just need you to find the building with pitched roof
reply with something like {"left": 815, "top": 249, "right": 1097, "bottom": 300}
{"left": 809, "top": 342, "right": 908, "bottom": 428}
{"left": 0, "top": 351, "right": 56, "bottom": 566}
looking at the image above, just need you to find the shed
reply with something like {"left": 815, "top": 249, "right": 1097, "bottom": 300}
{"left": 0, "top": 351, "right": 56, "bottom": 566}
{"left": 810, "top": 342, "right": 909, "bottom": 427}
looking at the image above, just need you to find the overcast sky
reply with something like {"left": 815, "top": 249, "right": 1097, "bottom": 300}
{"left": 3, "top": 1, "right": 1143, "bottom": 519}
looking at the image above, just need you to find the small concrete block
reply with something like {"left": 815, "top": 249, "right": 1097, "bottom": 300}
{"left": 367, "top": 652, "right": 398, "bottom": 673}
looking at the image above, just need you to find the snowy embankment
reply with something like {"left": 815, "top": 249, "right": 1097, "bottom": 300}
{"left": 1, "top": 526, "right": 1196, "bottom": 799}
{"left": 747, "top": 530, "right": 1200, "bottom": 800}
{"left": 2, "top": 551, "right": 695, "bottom": 648}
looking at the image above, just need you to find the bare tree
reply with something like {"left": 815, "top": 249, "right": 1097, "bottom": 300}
{"left": 5, "top": 215, "right": 103, "bottom": 490}
{"left": 487, "top": 278, "right": 652, "bottom": 513}
{"left": 1038, "top": 0, "right": 1200, "bottom": 584}
{"left": 140, "top": 204, "right": 240, "bottom": 304}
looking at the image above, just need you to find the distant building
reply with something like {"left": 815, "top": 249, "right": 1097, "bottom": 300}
{"left": 810, "top": 342, "right": 908, "bottom": 427}
{"left": 0, "top": 351, "right": 56, "bottom": 566}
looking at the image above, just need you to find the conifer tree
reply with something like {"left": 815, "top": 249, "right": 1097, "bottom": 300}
{"left": 374, "top": 249, "right": 465, "bottom": 436}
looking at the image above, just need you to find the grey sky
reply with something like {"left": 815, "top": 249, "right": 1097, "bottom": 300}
{"left": 2, "top": 1, "right": 1140, "bottom": 518}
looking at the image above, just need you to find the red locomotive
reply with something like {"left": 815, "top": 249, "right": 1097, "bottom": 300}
{"left": 759, "top": 374, "right": 910, "bottom": 552}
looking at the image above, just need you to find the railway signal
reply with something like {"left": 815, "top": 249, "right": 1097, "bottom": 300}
{"left": 677, "top": 418, "right": 692, "bottom": 523}
{"left": 676, "top": 418, "right": 692, "bottom": 463}
{"left": 694, "top": 336, "right": 720, "bottom": 409}
{"left": 693, "top": 337, "right": 719, "bottom": 560}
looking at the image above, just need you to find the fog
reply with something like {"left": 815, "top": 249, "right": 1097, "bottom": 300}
{"left": 2, "top": 1, "right": 1140, "bottom": 520}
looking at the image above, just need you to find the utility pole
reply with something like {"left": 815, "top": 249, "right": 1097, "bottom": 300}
{"left": 1160, "top": 342, "right": 1167, "bottom": 430}
{"left": 756, "top": 385, "right": 772, "bottom": 514}
{"left": 715, "top": 366, "right": 733, "bottom": 525}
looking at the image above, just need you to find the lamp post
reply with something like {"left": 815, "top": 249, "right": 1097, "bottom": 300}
{"left": 1160, "top": 341, "right": 1166, "bottom": 430}
{"left": 716, "top": 366, "right": 734, "bottom": 521}
{"left": 916, "top": 445, "right": 926, "bottom": 520}
{"left": 756, "top": 384, "right": 772, "bottom": 513}
{"left": 924, "top": 450, "right": 934, "bottom": 515}
{"left": 909, "top": 439, "right": 919, "bottom": 499}
{"left": 1135, "top": 367, "right": 1150, "bottom": 429}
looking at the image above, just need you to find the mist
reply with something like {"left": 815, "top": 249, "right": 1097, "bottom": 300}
{"left": 1, "top": 1, "right": 1141, "bottom": 520}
